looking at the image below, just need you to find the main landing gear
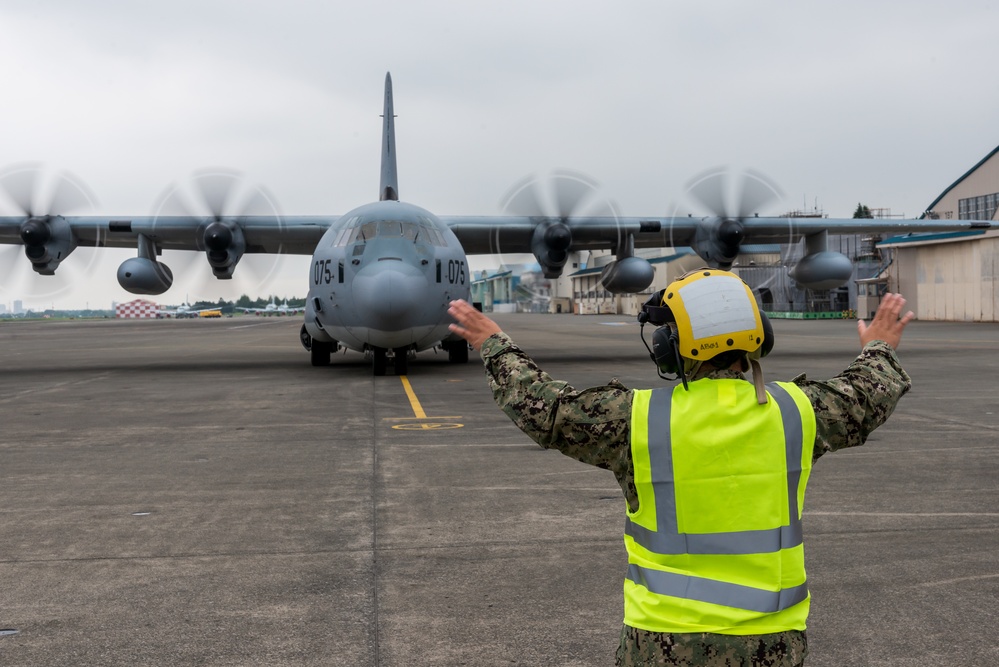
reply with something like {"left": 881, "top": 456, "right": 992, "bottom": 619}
{"left": 441, "top": 339, "right": 469, "bottom": 364}
{"left": 301, "top": 324, "right": 338, "bottom": 367}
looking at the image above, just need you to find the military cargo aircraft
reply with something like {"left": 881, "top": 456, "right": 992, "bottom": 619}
{"left": 1, "top": 73, "right": 996, "bottom": 375}
{"left": 237, "top": 296, "right": 304, "bottom": 317}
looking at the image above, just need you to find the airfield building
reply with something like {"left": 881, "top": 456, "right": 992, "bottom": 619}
{"left": 878, "top": 145, "right": 999, "bottom": 322}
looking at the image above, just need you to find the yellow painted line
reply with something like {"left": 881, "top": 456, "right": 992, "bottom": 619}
{"left": 399, "top": 375, "right": 427, "bottom": 419}
{"left": 392, "top": 376, "right": 464, "bottom": 431}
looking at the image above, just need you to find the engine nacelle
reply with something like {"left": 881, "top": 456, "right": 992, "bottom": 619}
{"left": 117, "top": 257, "right": 174, "bottom": 295}
{"left": 530, "top": 222, "right": 571, "bottom": 278}
{"left": 203, "top": 221, "right": 246, "bottom": 279}
{"left": 692, "top": 218, "right": 744, "bottom": 269}
{"left": 599, "top": 256, "right": 655, "bottom": 294}
{"left": 20, "top": 216, "right": 77, "bottom": 275}
{"left": 790, "top": 251, "right": 854, "bottom": 290}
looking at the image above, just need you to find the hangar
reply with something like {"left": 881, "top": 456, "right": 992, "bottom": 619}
{"left": 881, "top": 145, "right": 999, "bottom": 322}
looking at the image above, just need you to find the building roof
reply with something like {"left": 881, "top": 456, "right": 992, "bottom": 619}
{"left": 878, "top": 230, "right": 986, "bottom": 247}
{"left": 471, "top": 270, "right": 513, "bottom": 285}
{"left": 921, "top": 144, "right": 999, "bottom": 219}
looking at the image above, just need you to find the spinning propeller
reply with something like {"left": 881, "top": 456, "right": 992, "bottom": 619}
{"left": 500, "top": 169, "right": 656, "bottom": 294}
{"left": 681, "top": 167, "right": 784, "bottom": 268}
{"left": 500, "top": 169, "right": 617, "bottom": 277}
{"left": 0, "top": 164, "right": 101, "bottom": 304}
{"left": 148, "top": 168, "right": 286, "bottom": 299}
{"left": 678, "top": 166, "right": 853, "bottom": 289}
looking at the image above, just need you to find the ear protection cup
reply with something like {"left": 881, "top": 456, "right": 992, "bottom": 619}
{"left": 743, "top": 310, "right": 774, "bottom": 362}
{"left": 651, "top": 325, "right": 682, "bottom": 375}
{"left": 758, "top": 311, "right": 774, "bottom": 358}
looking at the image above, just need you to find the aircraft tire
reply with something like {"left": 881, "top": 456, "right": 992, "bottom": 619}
{"left": 448, "top": 343, "right": 469, "bottom": 364}
{"left": 372, "top": 347, "right": 387, "bottom": 376}
{"left": 311, "top": 340, "right": 332, "bottom": 367}
{"left": 393, "top": 348, "right": 408, "bottom": 375}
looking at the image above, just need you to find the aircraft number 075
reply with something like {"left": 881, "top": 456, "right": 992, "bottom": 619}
{"left": 313, "top": 259, "right": 334, "bottom": 285}
{"left": 447, "top": 259, "right": 466, "bottom": 285}
{"left": 313, "top": 258, "right": 465, "bottom": 285}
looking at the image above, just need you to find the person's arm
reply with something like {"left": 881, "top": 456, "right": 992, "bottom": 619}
{"left": 448, "top": 300, "right": 633, "bottom": 474}
{"left": 798, "top": 293, "right": 914, "bottom": 460}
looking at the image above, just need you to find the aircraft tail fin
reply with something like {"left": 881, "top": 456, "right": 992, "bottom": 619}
{"left": 379, "top": 72, "right": 399, "bottom": 201}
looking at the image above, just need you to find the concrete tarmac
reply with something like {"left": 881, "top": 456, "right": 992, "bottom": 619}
{"left": 0, "top": 313, "right": 996, "bottom": 666}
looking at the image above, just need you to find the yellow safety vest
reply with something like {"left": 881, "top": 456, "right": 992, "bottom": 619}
{"left": 625, "top": 379, "right": 816, "bottom": 635}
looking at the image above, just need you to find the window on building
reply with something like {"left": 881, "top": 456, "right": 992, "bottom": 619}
{"left": 958, "top": 192, "right": 999, "bottom": 221}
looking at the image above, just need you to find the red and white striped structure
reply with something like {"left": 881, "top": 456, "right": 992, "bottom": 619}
{"left": 115, "top": 299, "right": 159, "bottom": 319}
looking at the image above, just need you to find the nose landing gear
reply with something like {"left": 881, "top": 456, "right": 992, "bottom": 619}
{"left": 368, "top": 347, "right": 411, "bottom": 376}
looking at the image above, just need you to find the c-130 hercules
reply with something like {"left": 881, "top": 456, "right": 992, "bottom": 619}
{"left": 1, "top": 73, "right": 996, "bottom": 375}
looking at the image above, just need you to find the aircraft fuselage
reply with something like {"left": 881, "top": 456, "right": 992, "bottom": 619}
{"left": 304, "top": 199, "right": 470, "bottom": 354}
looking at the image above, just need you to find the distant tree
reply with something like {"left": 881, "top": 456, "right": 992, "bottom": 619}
{"left": 853, "top": 203, "right": 873, "bottom": 219}
{"left": 236, "top": 294, "right": 253, "bottom": 308}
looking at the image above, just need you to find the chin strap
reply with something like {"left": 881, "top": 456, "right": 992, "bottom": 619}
{"left": 750, "top": 358, "right": 768, "bottom": 405}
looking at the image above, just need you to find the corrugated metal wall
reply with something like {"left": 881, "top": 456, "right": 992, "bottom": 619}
{"left": 895, "top": 238, "right": 999, "bottom": 322}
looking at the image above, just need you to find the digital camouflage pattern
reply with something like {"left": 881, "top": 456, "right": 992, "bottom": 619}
{"left": 479, "top": 334, "right": 911, "bottom": 512}
{"left": 615, "top": 626, "right": 807, "bottom": 667}
{"left": 478, "top": 333, "right": 911, "bottom": 666}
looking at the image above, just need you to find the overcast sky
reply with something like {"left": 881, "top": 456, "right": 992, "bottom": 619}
{"left": 2, "top": 1, "right": 998, "bottom": 310}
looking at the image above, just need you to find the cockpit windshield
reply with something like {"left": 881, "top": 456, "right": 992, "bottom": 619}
{"left": 332, "top": 215, "right": 446, "bottom": 247}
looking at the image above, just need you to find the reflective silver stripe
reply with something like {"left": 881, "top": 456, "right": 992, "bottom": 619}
{"left": 626, "top": 383, "right": 805, "bottom": 555}
{"left": 627, "top": 563, "right": 809, "bottom": 613}
{"left": 768, "top": 382, "right": 805, "bottom": 549}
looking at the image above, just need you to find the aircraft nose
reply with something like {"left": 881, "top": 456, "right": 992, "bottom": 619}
{"left": 352, "top": 260, "right": 428, "bottom": 329}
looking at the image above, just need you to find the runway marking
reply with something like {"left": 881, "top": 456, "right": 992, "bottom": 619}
{"left": 831, "top": 444, "right": 999, "bottom": 455}
{"left": 0, "top": 374, "right": 110, "bottom": 404}
{"left": 227, "top": 322, "right": 284, "bottom": 330}
{"left": 914, "top": 573, "right": 999, "bottom": 588}
{"left": 392, "top": 422, "right": 463, "bottom": 430}
{"left": 807, "top": 511, "right": 999, "bottom": 517}
{"left": 399, "top": 376, "right": 427, "bottom": 419}
{"left": 390, "top": 376, "right": 464, "bottom": 430}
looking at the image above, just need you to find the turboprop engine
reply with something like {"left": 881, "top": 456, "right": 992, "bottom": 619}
{"left": 530, "top": 221, "right": 571, "bottom": 279}
{"left": 19, "top": 215, "right": 76, "bottom": 275}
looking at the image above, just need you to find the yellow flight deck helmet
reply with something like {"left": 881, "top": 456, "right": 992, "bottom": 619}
{"left": 638, "top": 269, "right": 773, "bottom": 402}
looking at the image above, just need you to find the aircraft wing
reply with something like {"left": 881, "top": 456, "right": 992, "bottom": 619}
{"left": 443, "top": 216, "right": 690, "bottom": 254}
{"left": 0, "top": 215, "right": 334, "bottom": 253}
{"left": 445, "top": 214, "right": 997, "bottom": 291}
{"left": 445, "top": 214, "right": 996, "bottom": 254}
{"left": 0, "top": 214, "right": 335, "bottom": 293}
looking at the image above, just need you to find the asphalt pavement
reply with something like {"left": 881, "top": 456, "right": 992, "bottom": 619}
{"left": 0, "top": 313, "right": 996, "bottom": 666}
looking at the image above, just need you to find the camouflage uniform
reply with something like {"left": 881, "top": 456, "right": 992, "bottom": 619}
{"left": 478, "top": 333, "right": 912, "bottom": 667}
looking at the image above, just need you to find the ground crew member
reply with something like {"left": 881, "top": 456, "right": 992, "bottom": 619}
{"left": 447, "top": 268, "right": 914, "bottom": 667}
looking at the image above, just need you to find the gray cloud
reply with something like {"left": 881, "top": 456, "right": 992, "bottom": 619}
{"left": 2, "top": 0, "right": 998, "bottom": 308}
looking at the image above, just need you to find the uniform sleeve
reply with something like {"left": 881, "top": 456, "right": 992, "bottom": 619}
{"left": 793, "top": 339, "right": 912, "bottom": 461}
{"left": 479, "top": 332, "right": 634, "bottom": 479}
